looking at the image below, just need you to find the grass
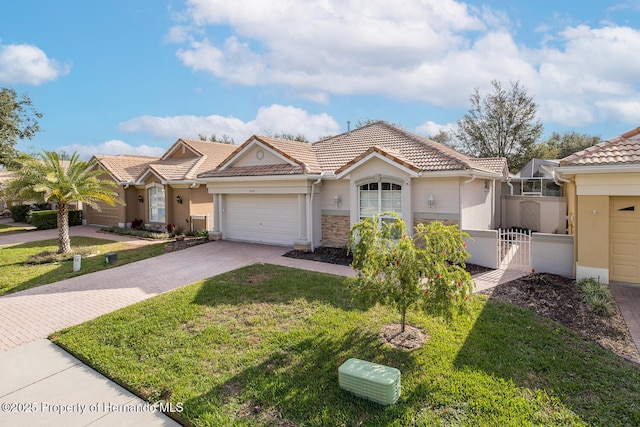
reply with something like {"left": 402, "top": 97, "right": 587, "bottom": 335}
{"left": 0, "top": 222, "right": 30, "bottom": 235}
{"left": 0, "top": 236, "right": 166, "bottom": 295}
{"left": 51, "top": 264, "right": 640, "bottom": 426}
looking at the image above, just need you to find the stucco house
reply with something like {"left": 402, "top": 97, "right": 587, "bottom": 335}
{"left": 85, "top": 138, "right": 236, "bottom": 231}
{"left": 556, "top": 126, "right": 640, "bottom": 284}
{"left": 198, "top": 121, "right": 508, "bottom": 250}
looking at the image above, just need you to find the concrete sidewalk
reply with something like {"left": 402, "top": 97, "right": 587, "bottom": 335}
{"left": 0, "top": 339, "right": 180, "bottom": 426}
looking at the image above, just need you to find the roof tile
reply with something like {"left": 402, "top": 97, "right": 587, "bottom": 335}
{"left": 561, "top": 130, "right": 640, "bottom": 166}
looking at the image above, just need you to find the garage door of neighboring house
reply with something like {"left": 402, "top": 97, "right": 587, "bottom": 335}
{"left": 224, "top": 194, "right": 299, "bottom": 246}
{"left": 85, "top": 202, "right": 119, "bottom": 227}
{"left": 610, "top": 197, "right": 640, "bottom": 284}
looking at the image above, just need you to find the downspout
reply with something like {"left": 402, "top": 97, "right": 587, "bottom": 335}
{"left": 309, "top": 174, "right": 325, "bottom": 252}
{"left": 506, "top": 178, "right": 514, "bottom": 196}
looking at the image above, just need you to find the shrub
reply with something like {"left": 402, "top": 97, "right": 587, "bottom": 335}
{"left": 30, "top": 210, "right": 83, "bottom": 230}
{"left": 9, "top": 205, "right": 31, "bottom": 222}
{"left": 577, "top": 277, "right": 613, "bottom": 316}
{"left": 101, "top": 226, "right": 170, "bottom": 240}
{"left": 131, "top": 218, "right": 144, "bottom": 230}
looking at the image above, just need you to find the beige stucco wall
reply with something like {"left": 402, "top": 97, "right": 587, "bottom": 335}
{"left": 576, "top": 173, "right": 640, "bottom": 196}
{"left": 345, "top": 157, "right": 413, "bottom": 228}
{"left": 461, "top": 179, "right": 493, "bottom": 229}
{"left": 502, "top": 195, "right": 567, "bottom": 234}
{"left": 411, "top": 177, "right": 460, "bottom": 225}
{"left": 233, "top": 145, "right": 286, "bottom": 167}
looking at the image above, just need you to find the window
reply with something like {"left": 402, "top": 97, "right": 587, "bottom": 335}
{"left": 149, "top": 186, "right": 165, "bottom": 223}
{"left": 359, "top": 181, "right": 402, "bottom": 220}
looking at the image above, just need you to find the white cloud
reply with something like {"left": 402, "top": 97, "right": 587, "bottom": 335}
{"left": 57, "top": 140, "right": 166, "bottom": 160}
{"left": 0, "top": 43, "right": 70, "bottom": 85}
{"left": 168, "top": 0, "right": 640, "bottom": 128}
{"left": 117, "top": 104, "right": 342, "bottom": 143}
{"left": 415, "top": 121, "right": 456, "bottom": 137}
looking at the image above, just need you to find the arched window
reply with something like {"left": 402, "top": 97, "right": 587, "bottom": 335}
{"left": 359, "top": 181, "right": 402, "bottom": 220}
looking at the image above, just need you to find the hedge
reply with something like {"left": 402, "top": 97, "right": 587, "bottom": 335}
{"left": 30, "top": 210, "right": 83, "bottom": 230}
{"left": 9, "top": 205, "right": 31, "bottom": 222}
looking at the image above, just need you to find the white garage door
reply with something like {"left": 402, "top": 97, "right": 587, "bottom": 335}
{"left": 610, "top": 197, "right": 640, "bottom": 284}
{"left": 224, "top": 194, "right": 299, "bottom": 246}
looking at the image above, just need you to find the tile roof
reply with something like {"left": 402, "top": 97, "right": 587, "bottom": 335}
{"left": 200, "top": 164, "right": 306, "bottom": 178}
{"left": 312, "top": 121, "right": 493, "bottom": 173}
{"left": 93, "top": 155, "right": 159, "bottom": 183}
{"left": 468, "top": 157, "right": 509, "bottom": 175}
{"left": 143, "top": 139, "right": 238, "bottom": 181}
{"left": 198, "top": 121, "right": 501, "bottom": 179}
{"left": 560, "top": 127, "right": 640, "bottom": 166}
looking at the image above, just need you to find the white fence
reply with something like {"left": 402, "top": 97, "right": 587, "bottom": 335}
{"left": 499, "top": 228, "right": 531, "bottom": 272}
{"left": 464, "top": 229, "right": 574, "bottom": 277}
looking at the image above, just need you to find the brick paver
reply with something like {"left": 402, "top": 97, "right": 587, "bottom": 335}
{"left": 0, "top": 226, "right": 354, "bottom": 352}
{"left": 610, "top": 282, "right": 640, "bottom": 355}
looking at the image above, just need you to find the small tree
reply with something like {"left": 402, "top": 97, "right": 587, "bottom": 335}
{"left": 348, "top": 213, "right": 474, "bottom": 332}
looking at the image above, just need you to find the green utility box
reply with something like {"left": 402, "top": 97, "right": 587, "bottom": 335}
{"left": 338, "top": 358, "right": 401, "bottom": 405}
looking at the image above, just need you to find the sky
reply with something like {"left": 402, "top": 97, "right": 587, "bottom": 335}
{"left": 2, "top": 0, "right": 640, "bottom": 159}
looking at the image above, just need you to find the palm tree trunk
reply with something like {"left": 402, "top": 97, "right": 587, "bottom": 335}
{"left": 57, "top": 203, "right": 71, "bottom": 254}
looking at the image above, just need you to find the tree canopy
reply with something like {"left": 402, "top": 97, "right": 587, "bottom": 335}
{"left": 4, "top": 151, "right": 122, "bottom": 253}
{"left": 529, "top": 131, "right": 601, "bottom": 160}
{"left": 0, "top": 87, "right": 42, "bottom": 167}
{"left": 453, "top": 80, "right": 543, "bottom": 171}
{"left": 348, "top": 214, "right": 473, "bottom": 332}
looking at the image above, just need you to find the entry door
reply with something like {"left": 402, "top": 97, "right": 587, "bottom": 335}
{"left": 610, "top": 197, "right": 640, "bottom": 284}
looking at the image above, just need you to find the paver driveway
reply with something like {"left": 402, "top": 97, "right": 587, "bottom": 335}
{"left": 0, "top": 235, "right": 353, "bottom": 352}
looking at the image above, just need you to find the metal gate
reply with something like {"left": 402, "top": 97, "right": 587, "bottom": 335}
{"left": 498, "top": 228, "right": 532, "bottom": 271}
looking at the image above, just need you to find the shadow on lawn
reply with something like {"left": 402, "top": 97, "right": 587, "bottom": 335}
{"left": 453, "top": 298, "right": 640, "bottom": 425}
{"left": 192, "top": 264, "right": 369, "bottom": 310}
{"left": 183, "top": 329, "right": 418, "bottom": 426}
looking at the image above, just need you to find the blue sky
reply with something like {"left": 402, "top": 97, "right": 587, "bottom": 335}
{"left": 2, "top": 0, "right": 640, "bottom": 159}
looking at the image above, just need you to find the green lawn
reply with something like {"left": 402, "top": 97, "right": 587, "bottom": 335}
{"left": 0, "top": 236, "right": 166, "bottom": 295}
{"left": 51, "top": 264, "right": 640, "bottom": 426}
{"left": 0, "top": 223, "right": 30, "bottom": 234}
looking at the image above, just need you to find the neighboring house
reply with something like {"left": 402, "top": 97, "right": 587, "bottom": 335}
{"left": 85, "top": 154, "right": 159, "bottom": 227}
{"left": 556, "top": 126, "right": 640, "bottom": 284}
{"left": 501, "top": 158, "right": 567, "bottom": 234}
{"left": 198, "top": 121, "right": 508, "bottom": 250}
{"left": 85, "top": 138, "right": 237, "bottom": 230}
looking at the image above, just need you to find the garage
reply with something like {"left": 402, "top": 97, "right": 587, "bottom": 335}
{"left": 84, "top": 201, "right": 120, "bottom": 227}
{"left": 223, "top": 194, "right": 300, "bottom": 246}
{"left": 610, "top": 197, "right": 640, "bottom": 284}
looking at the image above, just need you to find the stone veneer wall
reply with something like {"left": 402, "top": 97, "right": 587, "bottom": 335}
{"left": 322, "top": 214, "right": 351, "bottom": 248}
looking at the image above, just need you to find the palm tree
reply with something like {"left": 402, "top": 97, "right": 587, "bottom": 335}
{"left": 4, "top": 151, "right": 122, "bottom": 254}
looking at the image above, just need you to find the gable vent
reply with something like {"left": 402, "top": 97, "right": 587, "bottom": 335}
{"left": 619, "top": 206, "right": 635, "bottom": 211}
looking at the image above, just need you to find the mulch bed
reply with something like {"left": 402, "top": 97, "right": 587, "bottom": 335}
{"left": 479, "top": 273, "right": 640, "bottom": 362}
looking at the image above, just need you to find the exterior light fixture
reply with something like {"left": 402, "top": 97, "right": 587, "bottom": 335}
{"left": 138, "top": 195, "right": 144, "bottom": 203}
{"left": 334, "top": 194, "right": 342, "bottom": 208}
{"left": 176, "top": 195, "right": 183, "bottom": 204}
{"left": 427, "top": 194, "right": 435, "bottom": 207}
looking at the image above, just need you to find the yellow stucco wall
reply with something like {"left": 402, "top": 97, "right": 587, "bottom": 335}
{"left": 576, "top": 195, "right": 609, "bottom": 269}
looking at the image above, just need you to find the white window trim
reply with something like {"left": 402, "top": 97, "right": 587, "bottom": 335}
{"left": 357, "top": 176, "right": 403, "bottom": 221}
{"left": 147, "top": 184, "right": 166, "bottom": 223}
